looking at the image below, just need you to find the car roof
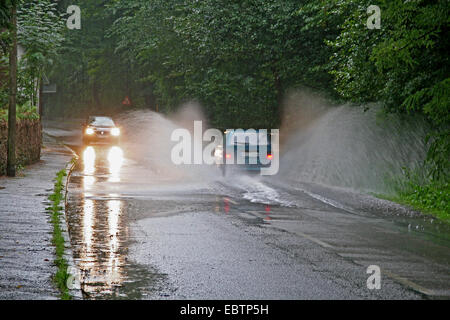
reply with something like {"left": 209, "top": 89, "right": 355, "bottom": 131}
{"left": 225, "top": 129, "right": 271, "bottom": 145}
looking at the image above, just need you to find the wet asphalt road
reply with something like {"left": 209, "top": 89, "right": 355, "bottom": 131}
{"left": 46, "top": 119, "right": 450, "bottom": 300}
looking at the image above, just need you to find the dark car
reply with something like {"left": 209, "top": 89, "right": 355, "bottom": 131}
{"left": 82, "top": 116, "right": 121, "bottom": 146}
{"left": 218, "top": 129, "right": 273, "bottom": 176}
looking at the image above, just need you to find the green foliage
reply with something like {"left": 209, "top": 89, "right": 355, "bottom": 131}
{"left": 48, "top": 169, "right": 71, "bottom": 300}
{"left": 387, "top": 167, "right": 450, "bottom": 223}
{"left": 48, "top": 0, "right": 449, "bottom": 180}
{"left": 399, "top": 181, "right": 449, "bottom": 222}
{"left": 0, "top": 3, "right": 9, "bottom": 28}
{"left": 17, "top": 0, "right": 65, "bottom": 106}
{"left": 0, "top": 0, "right": 65, "bottom": 108}
{"left": 104, "top": 0, "right": 335, "bottom": 128}
{"left": 0, "top": 0, "right": 19, "bottom": 29}
{"left": 0, "top": 54, "right": 8, "bottom": 106}
{"left": 48, "top": 0, "right": 136, "bottom": 117}
{"left": 305, "top": 0, "right": 449, "bottom": 180}
{"left": 0, "top": 100, "right": 39, "bottom": 120}
{"left": 16, "top": 100, "right": 38, "bottom": 119}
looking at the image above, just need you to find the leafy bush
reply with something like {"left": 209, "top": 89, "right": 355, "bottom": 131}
{"left": 390, "top": 167, "right": 449, "bottom": 223}
{"left": 0, "top": 100, "right": 39, "bottom": 121}
{"left": 17, "top": 100, "right": 39, "bottom": 119}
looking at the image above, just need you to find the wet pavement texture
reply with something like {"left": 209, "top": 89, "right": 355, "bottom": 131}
{"left": 0, "top": 136, "right": 72, "bottom": 299}
{"left": 55, "top": 117, "right": 450, "bottom": 300}
{"left": 65, "top": 149, "right": 167, "bottom": 299}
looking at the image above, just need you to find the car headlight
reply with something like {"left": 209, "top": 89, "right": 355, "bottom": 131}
{"left": 111, "top": 127, "right": 120, "bottom": 136}
{"left": 85, "top": 127, "right": 94, "bottom": 135}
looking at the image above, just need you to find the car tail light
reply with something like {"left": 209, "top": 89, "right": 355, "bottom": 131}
{"left": 267, "top": 154, "right": 273, "bottom": 160}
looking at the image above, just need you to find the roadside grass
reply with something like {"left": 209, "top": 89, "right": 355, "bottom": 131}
{"left": 380, "top": 182, "right": 449, "bottom": 223}
{"left": 47, "top": 169, "right": 71, "bottom": 300}
{"left": 376, "top": 169, "right": 449, "bottom": 224}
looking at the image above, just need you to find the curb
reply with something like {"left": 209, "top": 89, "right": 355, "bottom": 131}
{"left": 61, "top": 155, "right": 83, "bottom": 299}
{"left": 46, "top": 131, "right": 83, "bottom": 300}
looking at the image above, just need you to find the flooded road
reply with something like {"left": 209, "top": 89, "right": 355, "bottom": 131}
{"left": 48, "top": 113, "right": 450, "bottom": 300}
{"left": 66, "top": 146, "right": 169, "bottom": 298}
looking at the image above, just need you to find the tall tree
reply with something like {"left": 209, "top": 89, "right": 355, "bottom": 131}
{"left": 7, "top": 0, "right": 17, "bottom": 177}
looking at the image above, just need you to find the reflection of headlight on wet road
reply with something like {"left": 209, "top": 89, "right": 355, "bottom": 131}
{"left": 108, "top": 146, "right": 123, "bottom": 178}
{"left": 83, "top": 198, "right": 94, "bottom": 251}
{"left": 83, "top": 176, "right": 95, "bottom": 190}
{"left": 83, "top": 146, "right": 96, "bottom": 175}
{"left": 107, "top": 198, "right": 122, "bottom": 285}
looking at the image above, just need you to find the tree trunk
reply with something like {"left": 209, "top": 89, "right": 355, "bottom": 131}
{"left": 38, "top": 80, "right": 43, "bottom": 118}
{"left": 7, "top": 4, "right": 17, "bottom": 177}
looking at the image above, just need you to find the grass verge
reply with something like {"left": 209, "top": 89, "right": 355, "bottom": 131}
{"left": 47, "top": 169, "right": 72, "bottom": 300}
{"left": 376, "top": 169, "right": 449, "bottom": 223}
{"left": 380, "top": 182, "right": 449, "bottom": 223}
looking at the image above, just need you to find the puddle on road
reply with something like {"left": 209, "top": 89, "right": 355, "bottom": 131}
{"left": 66, "top": 145, "right": 168, "bottom": 299}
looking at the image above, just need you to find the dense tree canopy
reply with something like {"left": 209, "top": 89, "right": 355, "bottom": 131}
{"left": 0, "top": 0, "right": 65, "bottom": 109}
{"left": 43, "top": 0, "right": 450, "bottom": 179}
{"left": 304, "top": 0, "right": 449, "bottom": 179}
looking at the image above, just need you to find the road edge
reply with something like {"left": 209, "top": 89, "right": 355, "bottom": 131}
{"left": 44, "top": 131, "right": 83, "bottom": 299}
{"left": 61, "top": 154, "right": 83, "bottom": 299}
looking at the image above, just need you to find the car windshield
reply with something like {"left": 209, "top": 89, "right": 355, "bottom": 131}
{"left": 227, "top": 131, "right": 270, "bottom": 146}
{"left": 89, "top": 117, "right": 115, "bottom": 127}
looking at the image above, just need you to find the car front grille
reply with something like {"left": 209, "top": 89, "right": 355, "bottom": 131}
{"left": 95, "top": 130, "right": 110, "bottom": 137}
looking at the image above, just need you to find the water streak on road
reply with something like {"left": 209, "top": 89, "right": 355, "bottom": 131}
{"left": 67, "top": 146, "right": 128, "bottom": 298}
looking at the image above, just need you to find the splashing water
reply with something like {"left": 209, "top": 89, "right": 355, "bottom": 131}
{"left": 115, "top": 103, "right": 219, "bottom": 185}
{"left": 112, "top": 91, "right": 429, "bottom": 198}
{"left": 278, "top": 91, "right": 430, "bottom": 194}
